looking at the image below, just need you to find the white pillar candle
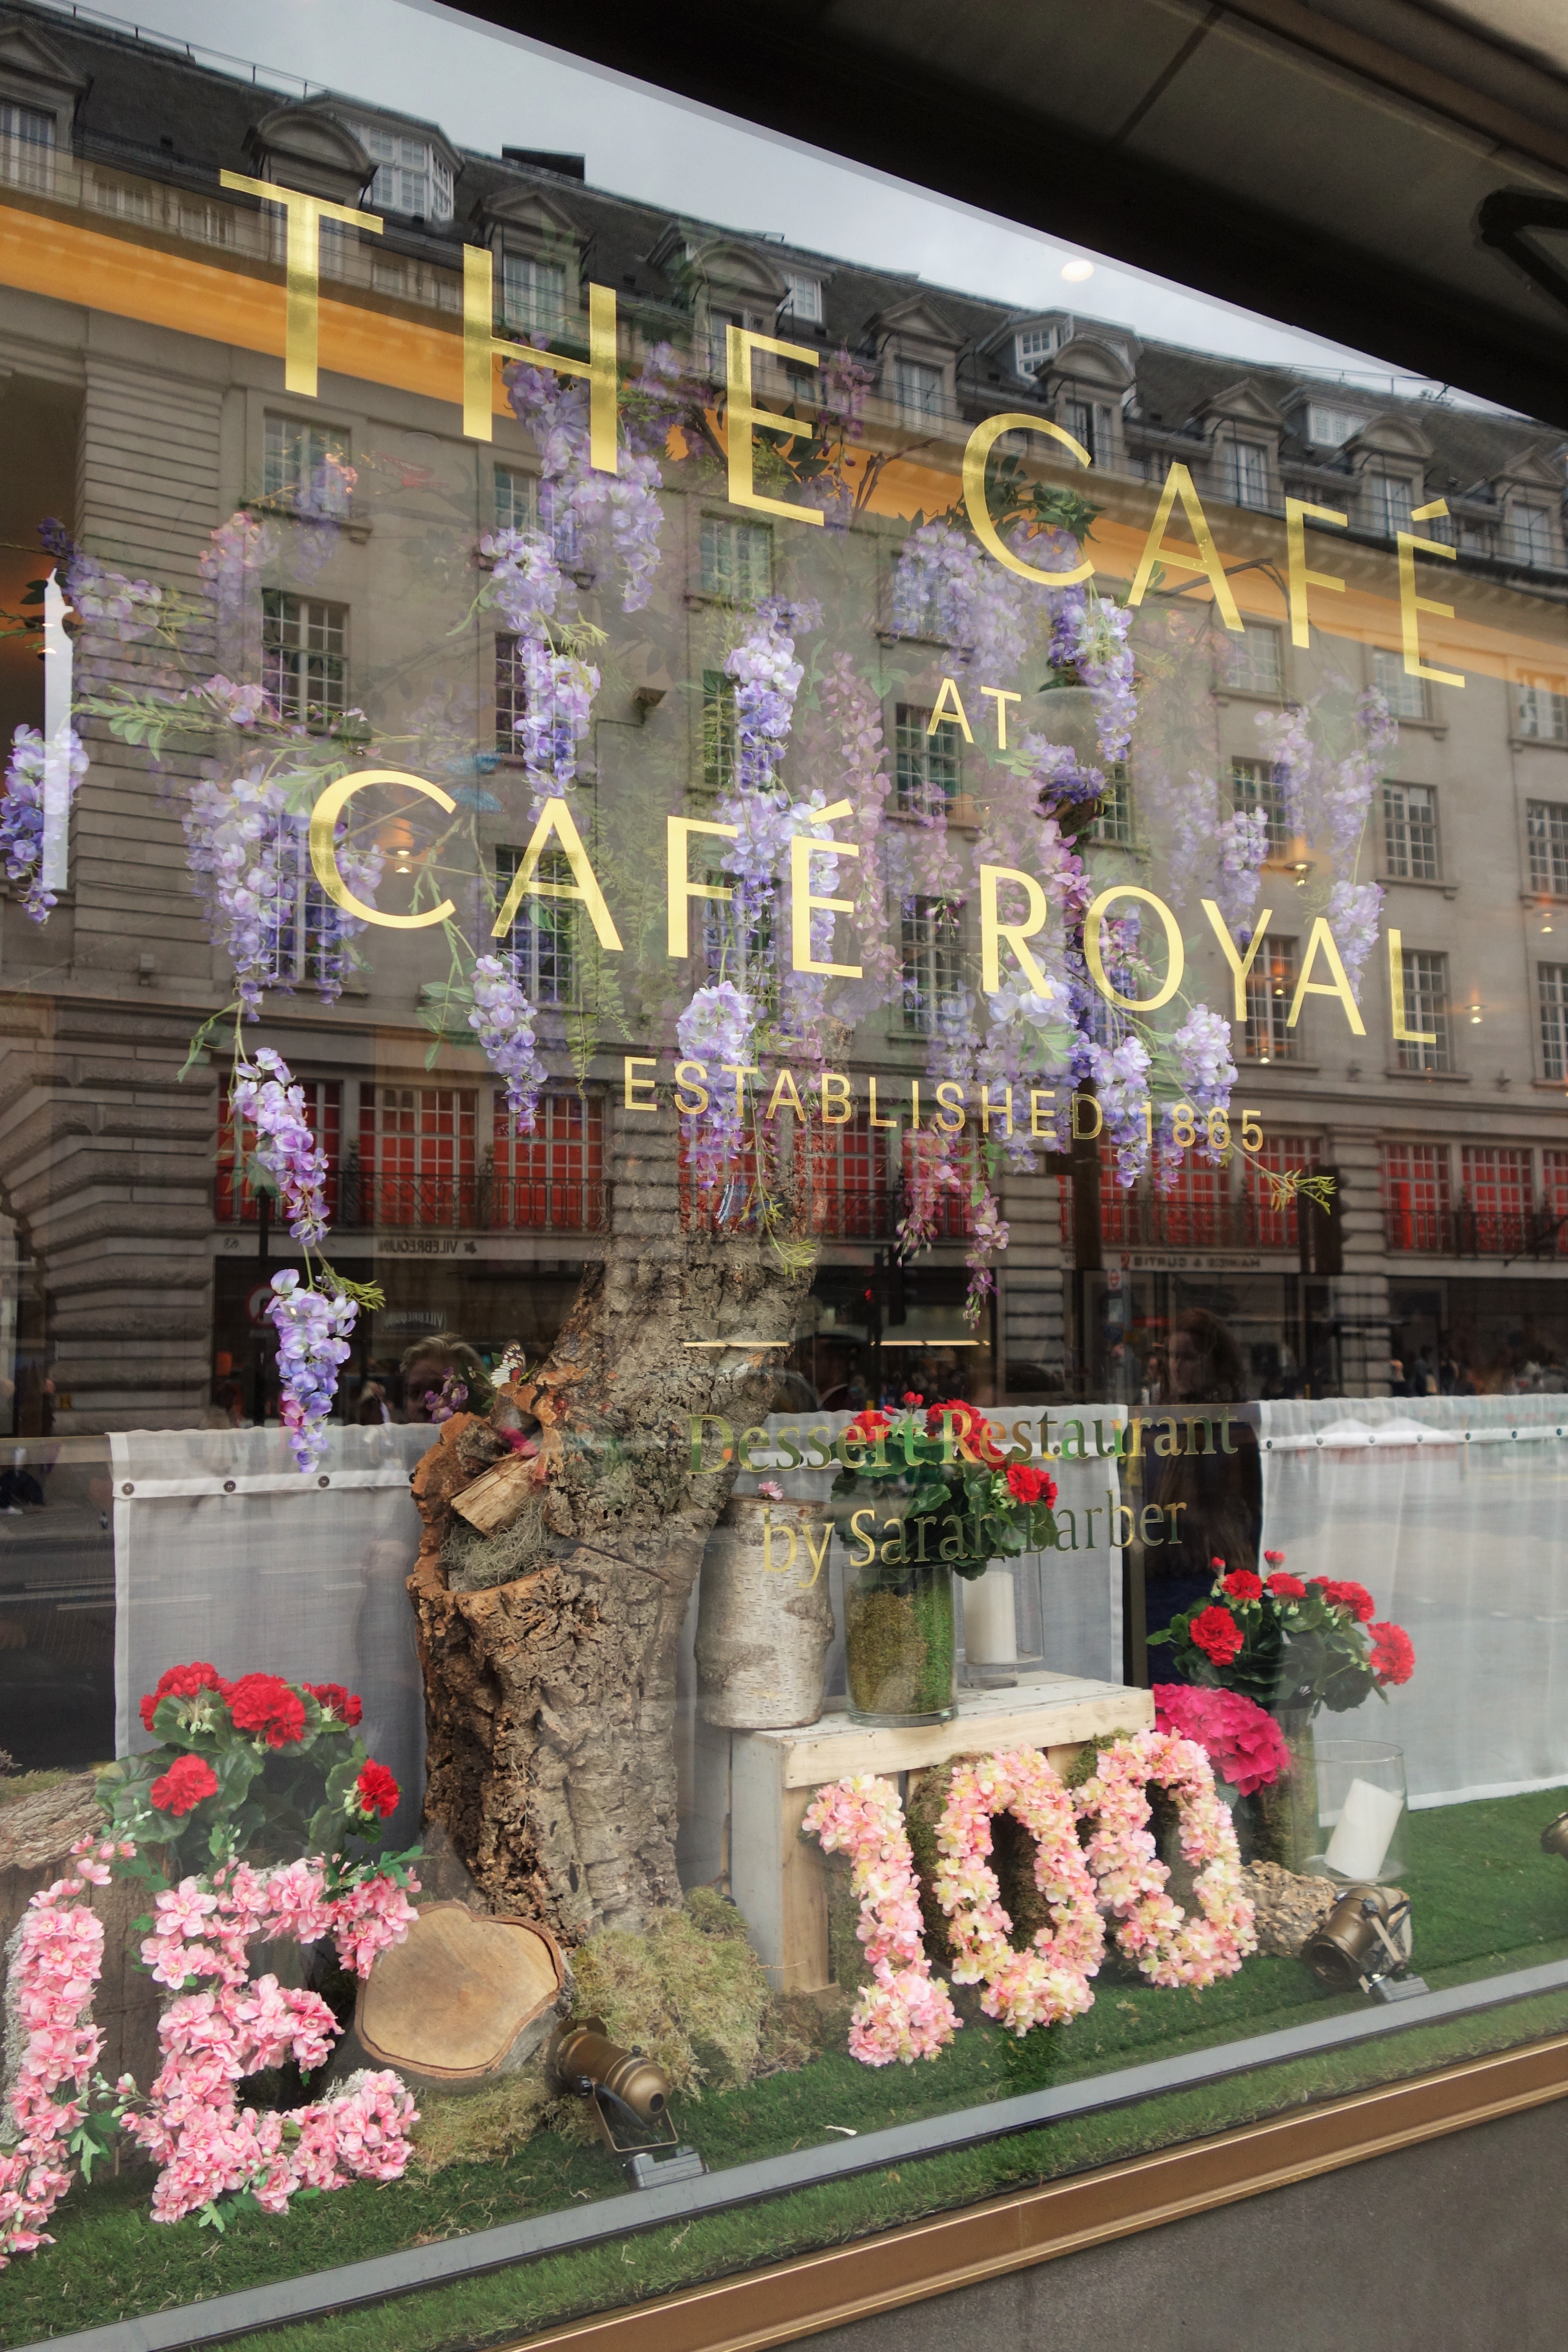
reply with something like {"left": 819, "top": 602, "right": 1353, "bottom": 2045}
{"left": 1324, "top": 1775, "right": 1403, "bottom": 1882}
{"left": 964, "top": 1566, "right": 1018, "bottom": 1665}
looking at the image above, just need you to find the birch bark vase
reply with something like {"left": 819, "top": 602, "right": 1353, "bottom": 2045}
{"left": 695, "top": 1494, "right": 835, "bottom": 1728}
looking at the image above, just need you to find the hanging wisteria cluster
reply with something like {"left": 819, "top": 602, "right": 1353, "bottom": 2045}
{"left": 469, "top": 955, "right": 548, "bottom": 1135}
{"left": 182, "top": 776, "right": 383, "bottom": 1017}
{"left": 229, "top": 1049, "right": 331, "bottom": 1250}
{"left": 265, "top": 1272, "right": 359, "bottom": 1477}
{"left": 0, "top": 723, "right": 89, "bottom": 921}
{"left": 1256, "top": 683, "right": 1397, "bottom": 987}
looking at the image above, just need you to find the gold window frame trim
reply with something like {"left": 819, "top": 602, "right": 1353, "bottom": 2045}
{"left": 510, "top": 2035, "right": 1568, "bottom": 2352}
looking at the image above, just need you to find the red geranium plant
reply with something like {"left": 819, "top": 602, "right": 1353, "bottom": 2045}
{"left": 829, "top": 1393, "right": 1058, "bottom": 1587}
{"left": 1148, "top": 1550, "right": 1416, "bottom": 1716}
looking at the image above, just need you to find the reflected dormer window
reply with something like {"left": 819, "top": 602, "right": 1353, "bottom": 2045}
{"left": 1015, "top": 324, "right": 1059, "bottom": 375}
{"left": 780, "top": 270, "right": 822, "bottom": 322}
{"left": 360, "top": 127, "right": 453, "bottom": 221}
{"left": 502, "top": 252, "right": 567, "bottom": 336}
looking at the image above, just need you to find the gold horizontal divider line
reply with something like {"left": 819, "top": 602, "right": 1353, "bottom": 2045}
{"left": 505, "top": 2034, "right": 1568, "bottom": 2352}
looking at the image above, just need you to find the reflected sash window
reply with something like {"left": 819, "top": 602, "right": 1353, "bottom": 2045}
{"left": 501, "top": 252, "right": 567, "bottom": 337}
{"left": 1223, "top": 439, "right": 1271, "bottom": 510}
{"left": 1519, "top": 686, "right": 1568, "bottom": 744}
{"left": 1510, "top": 504, "right": 1556, "bottom": 569}
{"left": 263, "top": 419, "right": 352, "bottom": 518}
{"left": 1221, "top": 622, "right": 1281, "bottom": 694}
{"left": 1395, "top": 947, "right": 1451, "bottom": 1072}
{"left": 1230, "top": 756, "right": 1288, "bottom": 853}
{"left": 1245, "top": 934, "right": 1298, "bottom": 1063}
{"left": 495, "top": 633, "right": 526, "bottom": 753}
{"left": 261, "top": 592, "right": 346, "bottom": 727}
{"left": 895, "top": 358, "right": 943, "bottom": 425}
{"left": 0, "top": 100, "right": 52, "bottom": 192}
{"left": 700, "top": 516, "right": 771, "bottom": 600}
{"left": 491, "top": 1091, "right": 605, "bottom": 1231}
{"left": 894, "top": 705, "right": 960, "bottom": 818}
{"left": 780, "top": 270, "right": 822, "bottom": 323}
{"left": 1369, "top": 473, "right": 1415, "bottom": 538}
{"left": 1528, "top": 800, "right": 1568, "bottom": 892}
{"left": 1090, "top": 763, "right": 1135, "bottom": 845}
{"left": 496, "top": 846, "right": 577, "bottom": 1007}
{"left": 1383, "top": 781, "right": 1439, "bottom": 880}
{"left": 1248, "top": 1132, "right": 1321, "bottom": 1248}
{"left": 360, "top": 127, "right": 453, "bottom": 221}
{"left": 900, "top": 895, "right": 962, "bottom": 1035}
{"left": 1372, "top": 645, "right": 1429, "bottom": 721}
{"left": 701, "top": 668, "right": 737, "bottom": 789}
{"left": 1539, "top": 963, "right": 1568, "bottom": 1081}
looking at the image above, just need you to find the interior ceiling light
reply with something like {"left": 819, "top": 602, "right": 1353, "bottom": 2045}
{"left": 1061, "top": 258, "right": 1094, "bottom": 282}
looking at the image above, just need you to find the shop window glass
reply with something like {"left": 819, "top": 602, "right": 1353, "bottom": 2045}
{"left": 356, "top": 1085, "right": 477, "bottom": 1226}
{"left": 1382, "top": 1140, "right": 1451, "bottom": 1250}
{"left": 1458, "top": 1145, "right": 1533, "bottom": 1255}
{"left": 1383, "top": 781, "right": 1439, "bottom": 879}
{"left": 491, "top": 1091, "right": 605, "bottom": 1229}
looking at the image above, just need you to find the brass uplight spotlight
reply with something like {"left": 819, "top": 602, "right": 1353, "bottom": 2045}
{"left": 1540, "top": 1810, "right": 1568, "bottom": 1860}
{"left": 1302, "top": 1884, "right": 1428, "bottom": 2003}
{"left": 545, "top": 2018, "right": 706, "bottom": 2187}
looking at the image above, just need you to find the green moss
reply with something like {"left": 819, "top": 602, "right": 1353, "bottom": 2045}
{"left": 0, "top": 1767, "right": 71, "bottom": 1808}
{"left": 845, "top": 1570, "right": 955, "bottom": 1719}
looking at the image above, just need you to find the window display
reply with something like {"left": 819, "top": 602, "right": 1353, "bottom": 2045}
{"left": 0, "top": 0, "right": 1566, "bottom": 2338}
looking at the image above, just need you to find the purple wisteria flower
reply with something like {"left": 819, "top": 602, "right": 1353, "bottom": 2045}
{"left": 266, "top": 1270, "right": 358, "bottom": 1476}
{"left": 184, "top": 776, "right": 381, "bottom": 1016}
{"left": 677, "top": 980, "right": 757, "bottom": 1188}
{"left": 514, "top": 639, "right": 598, "bottom": 806}
{"left": 230, "top": 1048, "right": 331, "bottom": 1250}
{"left": 1211, "top": 805, "right": 1271, "bottom": 935}
{"left": 724, "top": 599, "right": 812, "bottom": 795}
{"left": 0, "top": 723, "right": 88, "bottom": 921}
{"left": 481, "top": 526, "right": 564, "bottom": 635}
{"left": 890, "top": 519, "right": 1028, "bottom": 677}
{"left": 1327, "top": 878, "right": 1383, "bottom": 990}
{"left": 1088, "top": 1033, "right": 1153, "bottom": 1186}
{"left": 505, "top": 355, "right": 670, "bottom": 613}
{"left": 199, "top": 511, "right": 279, "bottom": 631}
{"left": 468, "top": 955, "right": 548, "bottom": 1134}
{"left": 1171, "top": 1003, "right": 1238, "bottom": 1115}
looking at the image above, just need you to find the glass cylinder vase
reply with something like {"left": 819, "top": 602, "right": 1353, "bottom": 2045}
{"left": 1242, "top": 1709, "right": 1320, "bottom": 1871}
{"left": 844, "top": 1548, "right": 957, "bottom": 1727}
{"left": 960, "top": 1557, "right": 1044, "bottom": 1688}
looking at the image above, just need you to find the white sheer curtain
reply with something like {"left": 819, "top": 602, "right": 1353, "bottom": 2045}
{"left": 1258, "top": 1394, "right": 1568, "bottom": 1806}
{"left": 112, "top": 1424, "right": 431, "bottom": 1843}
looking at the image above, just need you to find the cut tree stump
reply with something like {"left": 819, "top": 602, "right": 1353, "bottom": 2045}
{"left": 354, "top": 1899, "right": 568, "bottom": 2090}
{"left": 0, "top": 1777, "right": 163, "bottom": 2090}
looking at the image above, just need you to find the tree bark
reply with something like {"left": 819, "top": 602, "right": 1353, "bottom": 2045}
{"left": 410, "top": 1115, "right": 810, "bottom": 1945}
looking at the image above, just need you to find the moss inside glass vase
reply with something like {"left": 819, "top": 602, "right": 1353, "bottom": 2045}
{"left": 845, "top": 1559, "right": 956, "bottom": 1724}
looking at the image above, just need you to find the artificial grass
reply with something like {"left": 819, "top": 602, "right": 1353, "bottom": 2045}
{"left": 3, "top": 1785, "right": 1565, "bottom": 2349}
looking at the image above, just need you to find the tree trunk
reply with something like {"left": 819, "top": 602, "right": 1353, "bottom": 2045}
{"left": 410, "top": 1115, "right": 810, "bottom": 1945}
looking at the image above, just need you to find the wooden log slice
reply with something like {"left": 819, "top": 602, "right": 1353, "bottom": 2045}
{"left": 355, "top": 1899, "right": 568, "bottom": 2087}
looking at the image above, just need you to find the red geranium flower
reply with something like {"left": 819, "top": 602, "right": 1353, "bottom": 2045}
{"left": 845, "top": 1407, "right": 893, "bottom": 1445}
{"left": 1369, "top": 1621, "right": 1415, "bottom": 1686}
{"left": 1005, "top": 1462, "right": 1057, "bottom": 1508}
{"left": 149, "top": 1754, "right": 219, "bottom": 1818}
{"left": 1267, "top": 1571, "right": 1307, "bottom": 1600}
{"left": 138, "top": 1660, "right": 229, "bottom": 1735}
{"left": 1189, "top": 1605, "right": 1244, "bottom": 1666}
{"left": 1222, "top": 1570, "right": 1264, "bottom": 1602}
{"left": 900, "top": 1391, "right": 925, "bottom": 1408}
{"left": 1263, "top": 1550, "right": 1286, "bottom": 1567}
{"left": 227, "top": 1672, "right": 306, "bottom": 1749}
{"left": 354, "top": 1761, "right": 400, "bottom": 1820}
{"left": 305, "top": 1681, "right": 363, "bottom": 1728}
{"left": 1314, "top": 1578, "right": 1375, "bottom": 1624}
